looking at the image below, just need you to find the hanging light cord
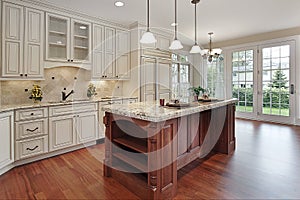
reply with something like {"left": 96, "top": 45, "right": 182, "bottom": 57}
{"left": 147, "top": 0, "right": 150, "bottom": 32}
{"left": 175, "top": 0, "right": 178, "bottom": 39}
{"left": 194, "top": 3, "right": 197, "bottom": 45}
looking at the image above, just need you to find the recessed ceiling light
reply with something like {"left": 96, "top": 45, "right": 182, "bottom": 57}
{"left": 115, "top": 1, "right": 125, "bottom": 7}
{"left": 171, "top": 23, "right": 178, "bottom": 27}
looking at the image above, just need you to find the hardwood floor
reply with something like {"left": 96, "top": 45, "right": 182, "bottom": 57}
{"left": 1, "top": 119, "right": 300, "bottom": 199}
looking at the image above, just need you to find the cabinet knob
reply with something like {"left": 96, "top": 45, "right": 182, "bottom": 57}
{"left": 20, "top": 74, "right": 23, "bottom": 77}
{"left": 71, "top": 60, "right": 74, "bottom": 62}
{"left": 25, "top": 74, "right": 28, "bottom": 77}
{"left": 68, "top": 59, "right": 71, "bottom": 62}
{"left": 30, "top": 113, "right": 34, "bottom": 116}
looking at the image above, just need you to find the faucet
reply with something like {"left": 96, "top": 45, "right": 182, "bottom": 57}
{"left": 62, "top": 89, "right": 74, "bottom": 101}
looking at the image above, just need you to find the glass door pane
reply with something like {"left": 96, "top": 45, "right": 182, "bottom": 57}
{"left": 72, "top": 21, "right": 90, "bottom": 61}
{"left": 232, "top": 50, "right": 254, "bottom": 113}
{"left": 261, "top": 45, "right": 290, "bottom": 117}
{"left": 47, "top": 15, "right": 68, "bottom": 61}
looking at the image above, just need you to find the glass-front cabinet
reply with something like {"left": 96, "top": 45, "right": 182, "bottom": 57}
{"left": 46, "top": 13, "right": 91, "bottom": 63}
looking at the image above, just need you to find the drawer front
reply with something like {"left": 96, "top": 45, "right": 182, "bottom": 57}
{"left": 15, "top": 136, "right": 48, "bottom": 160}
{"left": 15, "top": 118, "right": 48, "bottom": 140}
{"left": 49, "top": 103, "right": 98, "bottom": 117}
{"left": 15, "top": 107, "right": 48, "bottom": 121}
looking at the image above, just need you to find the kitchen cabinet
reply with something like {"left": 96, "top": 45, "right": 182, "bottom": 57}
{"left": 1, "top": 3, "right": 44, "bottom": 79}
{"left": 45, "top": 13, "right": 91, "bottom": 64}
{"left": 49, "top": 115, "right": 76, "bottom": 151}
{"left": 0, "top": 112, "right": 14, "bottom": 173}
{"left": 116, "top": 30, "right": 130, "bottom": 79}
{"left": 140, "top": 57, "right": 171, "bottom": 101}
{"left": 92, "top": 25, "right": 130, "bottom": 80}
{"left": 49, "top": 103, "right": 98, "bottom": 151}
{"left": 15, "top": 107, "right": 48, "bottom": 160}
{"left": 76, "top": 111, "right": 98, "bottom": 144}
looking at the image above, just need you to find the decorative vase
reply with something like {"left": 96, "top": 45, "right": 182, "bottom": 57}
{"left": 194, "top": 95, "right": 198, "bottom": 101}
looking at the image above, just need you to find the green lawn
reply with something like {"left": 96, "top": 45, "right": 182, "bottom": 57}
{"left": 236, "top": 106, "right": 289, "bottom": 116}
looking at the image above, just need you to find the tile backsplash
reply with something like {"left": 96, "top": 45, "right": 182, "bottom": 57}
{"left": 0, "top": 67, "right": 123, "bottom": 105}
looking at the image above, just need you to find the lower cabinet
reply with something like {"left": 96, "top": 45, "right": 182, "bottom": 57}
{"left": 15, "top": 136, "right": 48, "bottom": 160}
{"left": 0, "top": 112, "right": 14, "bottom": 171}
{"left": 49, "top": 115, "right": 76, "bottom": 151}
{"left": 49, "top": 105, "right": 98, "bottom": 151}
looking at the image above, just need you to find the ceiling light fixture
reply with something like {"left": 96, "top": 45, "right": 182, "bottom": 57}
{"left": 114, "top": 1, "right": 125, "bottom": 7}
{"left": 140, "top": 0, "right": 157, "bottom": 44}
{"left": 169, "top": 0, "right": 183, "bottom": 50}
{"left": 201, "top": 32, "right": 222, "bottom": 62}
{"left": 79, "top": 26, "right": 87, "bottom": 30}
{"left": 190, "top": 0, "right": 202, "bottom": 54}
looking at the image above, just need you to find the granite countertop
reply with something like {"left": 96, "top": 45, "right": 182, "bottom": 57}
{"left": 0, "top": 96, "right": 138, "bottom": 113}
{"left": 102, "top": 99, "right": 238, "bottom": 122}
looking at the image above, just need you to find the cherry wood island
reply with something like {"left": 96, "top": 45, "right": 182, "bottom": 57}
{"left": 102, "top": 99, "right": 237, "bottom": 199}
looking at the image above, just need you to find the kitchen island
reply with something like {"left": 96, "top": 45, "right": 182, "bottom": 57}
{"left": 102, "top": 99, "right": 237, "bottom": 199}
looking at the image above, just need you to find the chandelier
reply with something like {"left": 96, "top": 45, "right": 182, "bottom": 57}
{"left": 201, "top": 32, "right": 222, "bottom": 62}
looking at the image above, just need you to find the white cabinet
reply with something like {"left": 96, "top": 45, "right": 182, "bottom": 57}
{"left": 45, "top": 13, "right": 91, "bottom": 64}
{"left": 49, "top": 103, "right": 98, "bottom": 151}
{"left": 49, "top": 115, "right": 76, "bottom": 151}
{"left": 140, "top": 57, "right": 171, "bottom": 102}
{"left": 76, "top": 111, "right": 98, "bottom": 144}
{"left": 104, "top": 27, "right": 116, "bottom": 78}
{"left": 116, "top": 30, "right": 130, "bottom": 79}
{"left": 92, "top": 24, "right": 104, "bottom": 79}
{"left": 1, "top": 3, "right": 44, "bottom": 79}
{"left": 92, "top": 25, "right": 130, "bottom": 80}
{"left": 14, "top": 107, "right": 48, "bottom": 160}
{"left": 0, "top": 112, "right": 14, "bottom": 171}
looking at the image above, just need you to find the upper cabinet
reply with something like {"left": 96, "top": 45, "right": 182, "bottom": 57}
{"left": 45, "top": 13, "right": 91, "bottom": 65}
{"left": 1, "top": 2, "right": 44, "bottom": 79}
{"left": 92, "top": 25, "right": 130, "bottom": 80}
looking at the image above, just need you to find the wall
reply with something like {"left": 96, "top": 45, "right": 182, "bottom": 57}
{"left": 0, "top": 67, "right": 123, "bottom": 105}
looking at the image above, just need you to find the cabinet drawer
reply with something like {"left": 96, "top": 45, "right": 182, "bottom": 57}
{"left": 15, "top": 107, "right": 48, "bottom": 121}
{"left": 15, "top": 118, "right": 48, "bottom": 140}
{"left": 49, "top": 103, "right": 98, "bottom": 117}
{"left": 15, "top": 136, "right": 48, "bottom": 160}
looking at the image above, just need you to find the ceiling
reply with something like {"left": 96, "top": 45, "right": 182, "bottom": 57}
{"left": 44, "top": 0, "right": 300, "bottom": 46}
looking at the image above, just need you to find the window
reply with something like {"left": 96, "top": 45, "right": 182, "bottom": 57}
{"left": 171, "top": 54, "right": 191, "bottom": 102}
{"left": 206, "top": 56, "right": 225, "bottom": 99}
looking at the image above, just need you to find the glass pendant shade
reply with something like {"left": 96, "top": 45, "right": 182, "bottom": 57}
{"left": 190, "top": 44, "right": 202, "bottom": 54}
{"left": 140, "top": 31, "right": 157, "bottom": 44}
{"left": 169, "top": 40, "right": 183, "bottom": 50}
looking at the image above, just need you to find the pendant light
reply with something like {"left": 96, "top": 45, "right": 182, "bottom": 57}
{"left": 169, "top": 0, "right": 183, "bottom": 50}
{"left": 201, "top": 32, "right": 222, "bottom": 62}
{"left": 140, "top": 0, "right": 157, "bottom": 44}
{"left": 190, "top": 0, "right": 202, "bottom": 54}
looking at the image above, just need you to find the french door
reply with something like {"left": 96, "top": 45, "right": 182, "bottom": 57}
{"left": 231, "top": 40, "right": 295, "bottom": 124}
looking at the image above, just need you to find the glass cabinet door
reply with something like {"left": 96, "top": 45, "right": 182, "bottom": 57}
{"left": 46, "top": 14, "right": 70, "bottom": 61}
{"left": 71, "top": 20, "right": 91, "bottom": 63}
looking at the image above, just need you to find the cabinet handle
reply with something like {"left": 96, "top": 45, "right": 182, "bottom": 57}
{"left": 26, "top": 127, "right": 39, "bottom": 132}
{"left": 26, "top": 146, "right": 39, "bottom": 151}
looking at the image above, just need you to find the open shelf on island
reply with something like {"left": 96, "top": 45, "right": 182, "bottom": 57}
{"left": 113, "top": 152, "right": 147, "bottom": 172}
{"left": 113, "top": 135, "right": 147, "bottom": 153}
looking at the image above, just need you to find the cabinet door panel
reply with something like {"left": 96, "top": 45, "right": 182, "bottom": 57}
{"left": 26, "top": 44, "right": 43, "bottom": 76}
{"left": 27, "top": 10, "right": 42, "bottom": 43}
{"left": 3, "top": 41, "right": 22, "bottom": 76}
{"left": 4, "top": 3, "right": 23, "bottom": 40}
{"left": 116, "top": 54, "right": 130, "bottom": 79}
{"left": 0, "top": 112, "right": 14, "bottom": 169}
{"left": 49, "top": 116, "right": 76, "bottom": 151}
{"left": 105, "top": 27, "right": 115, "bottom": 53}
{"left": 116, "top": 30, "right": 129, "bottom": 54}
{"left": 77, "top": 112, "right": 98, "bottom": 143}
{"left": 92, "top": 52, "right": 104, "bottom": 78}
{"left": 93, "top": 25, "right": 104, "bottom": 51}
{"left": 105, "top": 53, "right": 115, "bottom": 78}
{"left": 158, "top": 61, "right": 171, "bottom": 90}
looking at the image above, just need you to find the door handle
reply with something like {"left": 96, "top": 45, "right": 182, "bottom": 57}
{"left": 290, "top": 84, "right": 295, "bottom": 94}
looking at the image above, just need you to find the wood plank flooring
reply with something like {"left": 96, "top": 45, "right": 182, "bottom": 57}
{"left": 1, "top": 119, "right": 300, "bottom": 199}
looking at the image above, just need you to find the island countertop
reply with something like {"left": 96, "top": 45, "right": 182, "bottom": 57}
{"left": 102, "top": 98, "right": 238, "bottom": 122}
